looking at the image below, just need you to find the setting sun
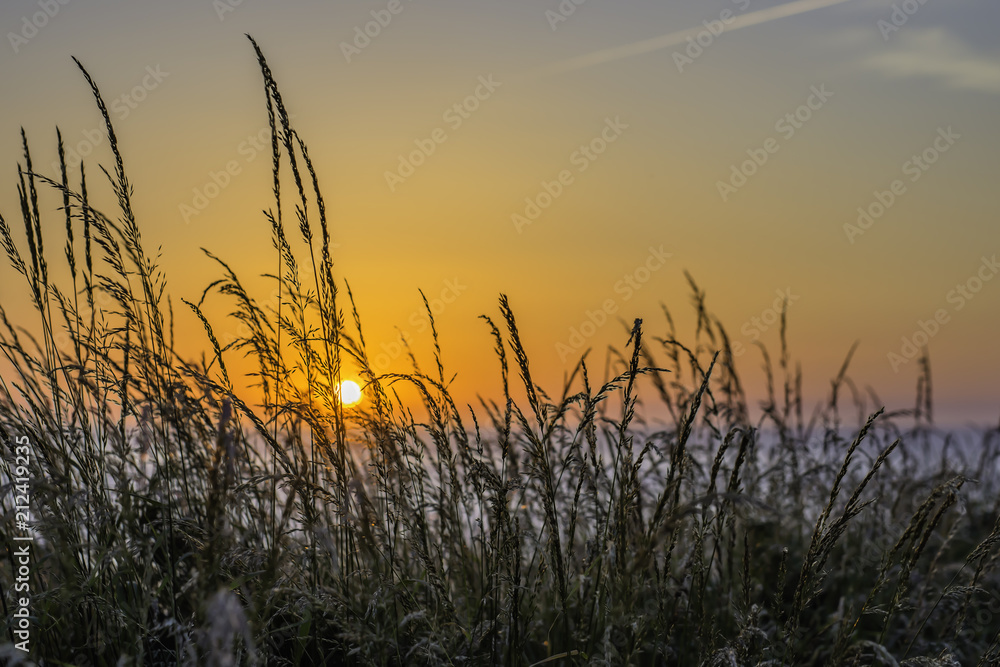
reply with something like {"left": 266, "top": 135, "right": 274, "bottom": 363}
{"left": 337, "top": 380, "right": 363, "bottom": 407}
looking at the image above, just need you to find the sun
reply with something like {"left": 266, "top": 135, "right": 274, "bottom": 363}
{"left": 336, "top": 380, "right": 363, "bottom": 407}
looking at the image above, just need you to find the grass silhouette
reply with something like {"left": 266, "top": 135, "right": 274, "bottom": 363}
{"left": 1, "top": 37, "right": 999, "bottom": 666}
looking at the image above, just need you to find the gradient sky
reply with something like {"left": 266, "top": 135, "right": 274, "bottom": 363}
{"left": 1, "top": 0, "right": 998, "bottom": 426}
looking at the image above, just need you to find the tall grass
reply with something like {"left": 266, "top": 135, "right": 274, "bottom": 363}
{"left": 1, "top": 38, "right": 999, "bottom": 666}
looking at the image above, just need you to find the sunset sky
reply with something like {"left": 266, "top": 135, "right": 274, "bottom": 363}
{"left": 1, "top": 0, "right": 998, "bottom": 426}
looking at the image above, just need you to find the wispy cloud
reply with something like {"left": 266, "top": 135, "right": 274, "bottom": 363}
{"left": 861, "top": 28, "right": 1000, "bottom": 94}
{"left": 527, "top": 0, "right": 856, "bottom": 79}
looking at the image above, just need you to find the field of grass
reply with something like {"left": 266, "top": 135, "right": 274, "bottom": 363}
{"left": 1, "top": 38, "right": 999, "bottom": 666}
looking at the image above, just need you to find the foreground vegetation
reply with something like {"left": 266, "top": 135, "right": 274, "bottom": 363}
{"left": 1, "top": 38, "right": 999, "bottom": 666}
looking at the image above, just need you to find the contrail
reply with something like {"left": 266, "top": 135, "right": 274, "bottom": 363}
{"left": 527, "top": 0, "right": 855, "bottom": 79}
